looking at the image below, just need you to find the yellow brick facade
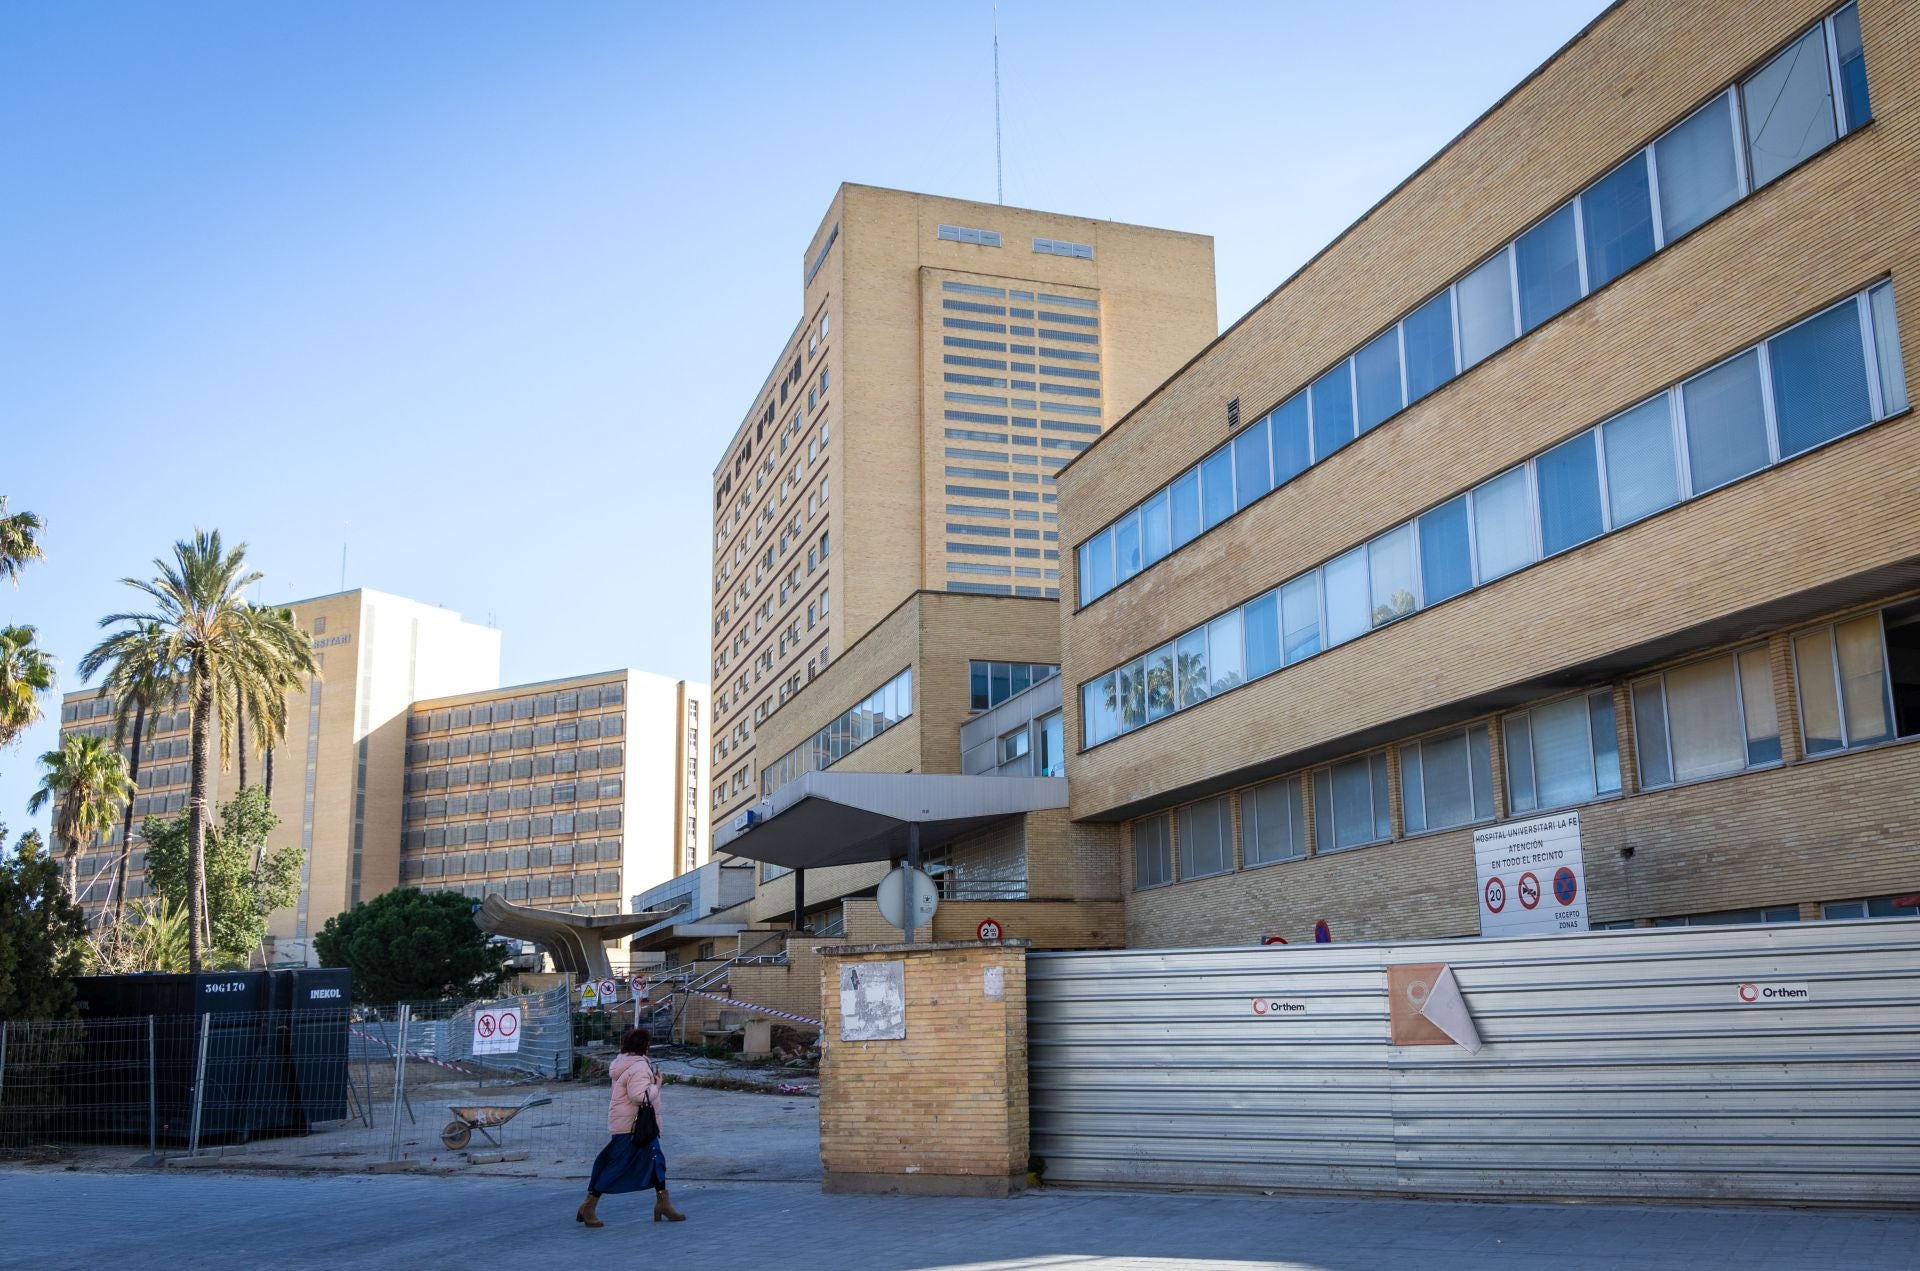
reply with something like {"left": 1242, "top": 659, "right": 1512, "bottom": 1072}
{"left": 708, "top": 184, "right": 1216, "bottom": 841}
{"left": 1056, "top": 0, "right": 1920, "bottom": 947}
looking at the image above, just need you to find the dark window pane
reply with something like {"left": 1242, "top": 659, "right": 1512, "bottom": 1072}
{"left": 1233, "top": 416, "right": 1272, "bottom": 507}
{"left": 1581, "top": 153, "right": 1656, "bottom": 290}
{"left": 1515, "top": 203, "right": 1582, "bottom": 333}
{"left": 1200, "top": 446, "right": 1235, "bottom": 529}
{"left": 1417, "top": 497, "right": 1474, "bottom": 604}
{"left": 1770, "top": 301, "right": 1872, "bottom": 458}
{"left": 1311, "top": 362, "right": 1354, "bottom": 459}
{"left": 1683, "top": 350, "right": 1770, "bottom": 493}
{"left": 1243, "top": 591, "right": 1281, "bottom": 680}
{"left": 1536, "top": 431, "right": 1605, "bottom": 555}
{"left": 1885, "top": 598, "right": 1920, "bottom": 739}
{"left": 1270, "top": 395, "right": 1311, "bottom": 484}
{"left": 1354, "top": 328, "right": 1403, "bottom": 434}
{"left": 1834, "top": 2, "right": 1871, "bottom": 130}
{"left": 1402, "top": 292, "right": 1457, "bottom": 403}
{"left": 1169, "top": 470, "right": 1201, "bottom": 548}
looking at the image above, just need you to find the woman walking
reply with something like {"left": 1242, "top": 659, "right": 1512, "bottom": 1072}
{"left": 577, "top": 1028, "right": 686, "bottom": 1227}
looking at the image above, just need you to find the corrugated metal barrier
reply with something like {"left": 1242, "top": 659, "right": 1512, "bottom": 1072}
{"left": 1027, "top": 919, "right": 1920, "bottom": 1204}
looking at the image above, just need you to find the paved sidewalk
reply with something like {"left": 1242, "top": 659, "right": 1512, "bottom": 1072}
{"left": 5, "top": 1168, "right": 1918, "bottom": 1270}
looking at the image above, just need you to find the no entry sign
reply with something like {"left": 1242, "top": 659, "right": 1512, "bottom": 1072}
{"left": 473, "top": 1006, "right": 521, "bottom": 1055}
{"left": 1473, "top": 813, "right": 1588, "bottom": 938}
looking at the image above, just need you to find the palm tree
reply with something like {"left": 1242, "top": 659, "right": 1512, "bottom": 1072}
{"left": 79, "top": 619, "right": 181, "bottom": 923}
{"left": 0, "top": 624, "right": 56, "bottom": 752}
{"left": 0, "top": 496, "right": 45, "bottom": 585}
{"left": 29, "top": 733, "right": 135, "bottom": 898}
{"left": 85, "top": 531, "right": 316, "bottom": 970}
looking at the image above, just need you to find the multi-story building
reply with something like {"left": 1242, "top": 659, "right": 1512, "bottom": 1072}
{"left": 707, "top": 183, "right": 1217, "bottom": 842}
{"left": 56, "top": 588, "right": 708, "bottom": 964}
{"left": 1058, "top": 0, "right": 1920, "bottom": 945}
{"left": 398, "top": 670, "right": 710, "bottom": 921}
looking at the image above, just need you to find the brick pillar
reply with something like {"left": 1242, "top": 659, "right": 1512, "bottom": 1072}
{"left": 818, "top": 939, "right": 1029, "bottom": 1197}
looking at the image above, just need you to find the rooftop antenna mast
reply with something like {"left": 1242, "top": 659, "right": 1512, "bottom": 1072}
{"left": 993, "top": 5, "right": 1004, "bottom": 204}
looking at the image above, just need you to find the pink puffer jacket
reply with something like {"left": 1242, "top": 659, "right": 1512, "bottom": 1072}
{"left": 607, "top": 1054, "right": 662, "bottom": 1134}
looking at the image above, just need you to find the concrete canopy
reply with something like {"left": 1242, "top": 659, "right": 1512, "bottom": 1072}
{"left": 472, "top": 894, "right": 675, "bottom": 981}
{"left": 713, "top": 771, "right": 1068, "bottom": 870}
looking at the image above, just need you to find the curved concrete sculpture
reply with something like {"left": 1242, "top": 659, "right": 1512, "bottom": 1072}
{"left": 472, "top": 894, "right": 671, "bottom": 981}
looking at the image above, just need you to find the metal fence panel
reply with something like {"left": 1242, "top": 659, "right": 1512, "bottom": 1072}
{"left": 1028, "top": 919, "right": 1920, "bottom": 1203}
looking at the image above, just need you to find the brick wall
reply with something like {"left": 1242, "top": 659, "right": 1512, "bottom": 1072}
{"left": 818, "top": 941, "right": 1029, "bottom": 1196}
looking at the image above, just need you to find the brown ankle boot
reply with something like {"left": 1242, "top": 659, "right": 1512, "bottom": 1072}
{"left": 576, "top": 1194, "right": 604, "bottom": 1228}
{"left": 653, "top": 1189, "right": 686, "bottom": 1222}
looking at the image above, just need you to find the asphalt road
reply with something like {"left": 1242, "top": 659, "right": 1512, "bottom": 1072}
{"left": 5, "top": 1167, "right": 1918, "bottom": 1271}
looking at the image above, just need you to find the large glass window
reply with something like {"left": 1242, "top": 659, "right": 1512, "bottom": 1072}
{"left": 971, "top": 661, "right": 1059, "bottom": 711}
{"left": 1175, "top": 628, "right": 1210, "bottom": 709}
{"left": 1581, "top": 152, "right": 1656, "bottom": 291}
{"left": 1402, "top": 724, "right": 1494, "bottom": 833}
{"left": 1242, "top": 775, "right": 1307, "bottom": 866}
{"left": 1139, "top": 489, "right": 1172, "bottom": 567}
{"left": 1313, "top": 753, "right": 1391, "bottom": 852}
{"left": 1036, "top": 711, "right": 1065, "bottom": 777}
{"left": 1177, "top": 796, "right": 1233, "bottom": 879}
{"left": 1270, "top": 395, "right": 1312, "bottom": 485}
{"left": 1200, "top": 446, "right": 1235, "bottom": 530}
{"left": 1169, "top": 469, "right": 1201, "bottom": 549}
{"left": 1418, "top": 497, "right": 1473, "bottom": 606}
{"left": 1504, "top": 691, "right": 1620, "bottom": 814}
{"left": 1794, "top": 609, "right": 1902, "bottom": 754}
{"left": 1402, "top": 291, "right": 1457, "bottom": 404}
{"left": 1207, "top": 610, "right": 1245, "bottom": 696}
{"left": 1682, "top": 348, "right": 1770, "bottom": 493}
{"left": 1083, "top": 675, "right": 1118, "bottom": 747}
{"left": 1742, "top": 24, "right": 1836, "bottom": 189}
{"left": 1368, "top": 524, "right": 1418, "bottom": 627}
{"left": 1113, "top": 511, "right": 1143, "bottom": 585}
{"left": 1144, "top": 644, "right": 1176, "bottom": 723}
{"left": 1472, "top": 466, "right": 1535, "bottom": 582}
{"left": 1601, "top": 397, "right": 1679, "bottom": 526}
{"left": 1311, "top": 362, "right": 1355, "bottom": 459}
{"left": 1079, "top": 532, "right": 1113, "bottom": 602}
{"left": 1514, "top": 203, "right": 1582, "bottom": 333}
{"left": 1769, "top": 298, "right": 1873, "bottom": 458}
{"left": 1870, "top": 280, "right": 1908, "bottom": 414}
{"left": 1133, "top": 812, "right": 1172, "bottom": 888}
{"left": 1633, "top": 646, "right": 1779, "bottom": 788}
{"left": 1833, "top": 2, "right": 1871, "bottom": 131}
{"left": 1243, "top": 591, "right": 1281, "bottom": 681}
{"left": 1281, "top": 574, "right": 1322, "bottom": 665}
{"left": 1535, "top": 429, "right": 1605, "bottom": 556}
{"left": 1355, "top": 328, "right": 1404, "bottom": 433}
{"left": 1323, "top": 547, "right": 1371, "bottom": 646}
{"left": 1233, "top": 417, "right": 1272, "bottom": 508}
{"left": 1115, "top": 658, "right": 1147, "bottom": 734}
{"left": 1457, "top": 250, "right": 1516, "bottom": 369}
{"left": 1654, "top": 94, "right": 1742, "bottom": 241}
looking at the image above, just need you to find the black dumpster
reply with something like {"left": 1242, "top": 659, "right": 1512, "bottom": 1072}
{"left": 67, "top": 969, "right": 351, "bottom": 1145}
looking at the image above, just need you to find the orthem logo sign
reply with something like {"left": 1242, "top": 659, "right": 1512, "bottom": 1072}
{"left": 1250, "top": 998, "right": 1310, "bottom": 1016}
{"left": 1736, "top": 982, "right": 1811, "bottom": 1003}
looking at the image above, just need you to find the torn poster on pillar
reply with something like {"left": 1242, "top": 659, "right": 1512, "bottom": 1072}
{"left": 839, "top": 960, "right": 906, "bottom": 1041}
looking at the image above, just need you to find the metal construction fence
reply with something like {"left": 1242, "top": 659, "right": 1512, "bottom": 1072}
{"left": 0, "top": 983, "right": 598, "bottom": 1168}
{"left": 1028, "top": 918, "right": 1920, "bottom": 1205}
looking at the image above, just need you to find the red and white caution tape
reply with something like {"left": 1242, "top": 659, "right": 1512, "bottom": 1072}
{"left": 680, "top": 989, "right": 821, "bottom": 1028}
{"left": 350, "top": 1026, "right": 484, "bottom": 1075}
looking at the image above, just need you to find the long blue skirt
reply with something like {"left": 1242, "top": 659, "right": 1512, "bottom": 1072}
{"left": 588, "top": 1132, "right": 667, "bottom": 1195}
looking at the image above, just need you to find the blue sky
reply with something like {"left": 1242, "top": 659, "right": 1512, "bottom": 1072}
{"left": 0, "top": 0, "right": 1608, "bottom": 834}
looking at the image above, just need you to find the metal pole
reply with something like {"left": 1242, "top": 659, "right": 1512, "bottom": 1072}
{"left": 793, "top": 868, "right": 806, "bottom": 934}
{"left": 386, "top": 1005, "right": 410, "bottom": 1162}
{"left": 188, "top": 1012, "right": 210, "bottom": 1157}
{"left": 0, "top": 1020, "right": 8, "bottom": 1106}
{"left": 147, "top": 1017, "right": 157, "bottom": 1161}
{"left": 904, "top": 825, "right": 921, "bottom": 946}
